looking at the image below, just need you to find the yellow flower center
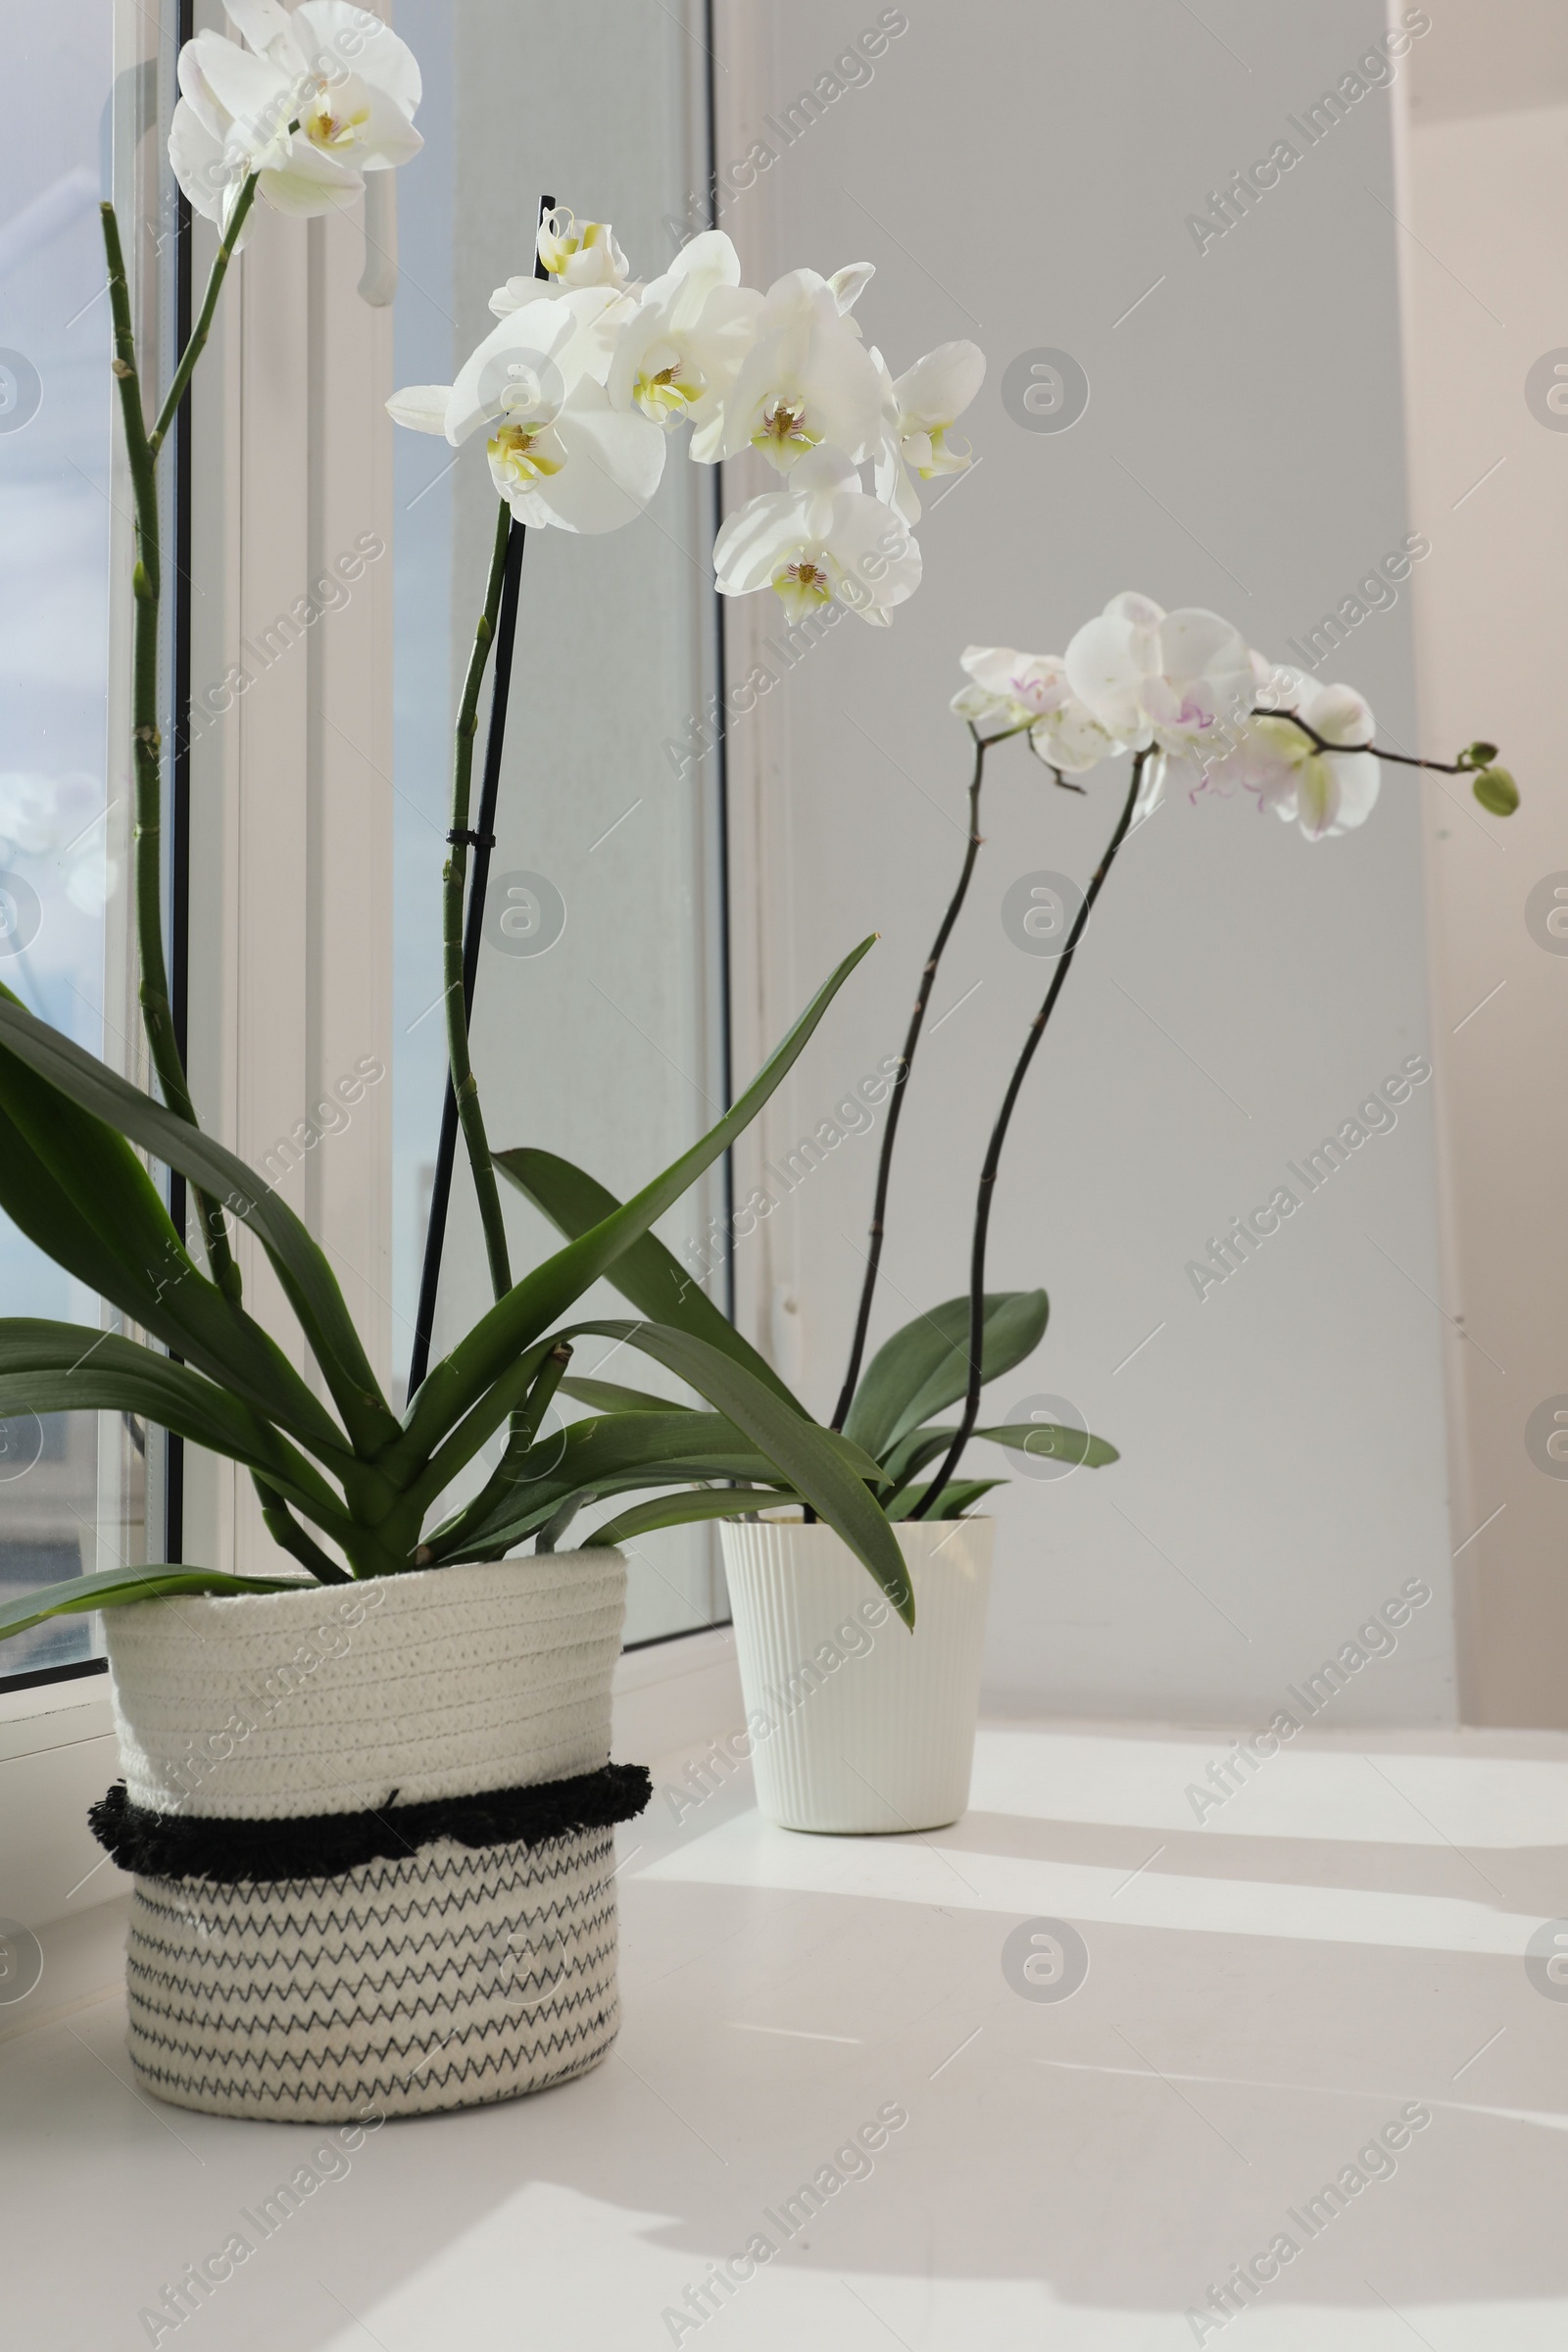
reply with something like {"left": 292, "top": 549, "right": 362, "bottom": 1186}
{"left": 752, "top": 397, "right": 818, "bottom": 459}
{"left": 636, "top": 360, "right": 706, "bottom": 424}
{"left": 488, "top": 422, "right": 562, "bottom": 486}
{"left": 303, "top": 83, "right": 370, "bottom": 151}
{"left": 771, "top": 558, "right": 833, "bottom": 618}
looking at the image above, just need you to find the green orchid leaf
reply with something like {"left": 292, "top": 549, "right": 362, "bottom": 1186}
{"left": 973, "top": 1422, "right": 1119, "bottom": 1470}
{"left": 887, "top": 1477, "right": 1003, "bottom": 1522}
{"left": 416, "top": 1313, "right": 884, "bottom": 1523}
{"left": 845, "top": 1291, "right": 1050, "bottom": 1460}
{"left": 556, "top": 1375, "right": 695, "bottom": 1415}
{"left": 582, "top": 1487, "right": 797, "bottom": 1548}
{"left": 887, "top": 1420, "right": 1117, "bottom": 1489}
{"left": 572, "top": 1322, "right": 909, "bottom": 1621}
{"left": 0, "top": 1322, "right": 349, "bottom": 1525}
{"left": 0, "top": 991, "right": 396, "bottom": 1456}
{"left": 473, "top": 1410, "right": 774, "bottom": 1497}
{"left": 432, "top": 1466, "right": 795, "bottom": 1565}
{"left": 0, "top": 1563, "right": 309, "bottom": 1646}
{"left": 423, "top": 1324, "right": 900, "bottom": 1607}
{"left": 879, "top": 1424, "right": 951, "bottom": 1490}
{"left": 0, "top": 1005, "right": 345, "bottom": 1458}
{"left": 497, "top": 1150, "right": 804, "bottom": 1412}
{"left": 423, "top": 1397, "right": 813, "bottom": 1558}
{"left": 395, "top": 937, "right": 875, "bottom": 1479}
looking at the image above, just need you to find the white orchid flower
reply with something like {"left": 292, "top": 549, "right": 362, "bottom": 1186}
{"left": 1065, "top": 593, "right": 1255, "bottom": 766}
{"left": 606, "top": 231, "right": 763, "bottom": 457}
{"left": 716, "top": 268, "right": 886, "bottom": 473}
{"left": 169, "top": 0, "right": 421, "bottom": 240}
{"left": 489, "top": 212, "right": 641, "bottom": 325}
{"left": 951, "top": 647, "right": 1123, "bottom": 772}
{"left": 535, "top": 208, "right": 632, "bottom": 289}
{"left": 1221, "top": 669, "right": 1381, "bottom": 839}
{"left": 387, "top": 292, "right": 665, "bottom": 535}
{"left": 873, "top": 341, "right": 986, "bottom": 524}
{"left": 712, "top": 446, "right": 920, "bottom": 627}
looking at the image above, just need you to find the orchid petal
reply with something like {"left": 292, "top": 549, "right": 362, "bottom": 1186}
{"left": 222, "top": 0, "right": 298, "bottom": 62}
{"left": 512, "top": 380, "right": 665, "bottom": 533}
{"left": 1103, "top": 590, "right": 1166, "bottom": 627}
{"left": 827, "top": 262, "right": 876, "bottom": 313}
{"left": 292, "top": 2, "right": 423, "bottom": 114}
{"left": 169, "top": 99, "right": 241, "bottom": 230}
{"left": 385, "top": 384, "right": 453, "bottom": 435}
{"left": 446, "top": 304, "right": 579, "bottom": 446}
{"left": 892, "top": 339, "right": 986, "bottom": 427}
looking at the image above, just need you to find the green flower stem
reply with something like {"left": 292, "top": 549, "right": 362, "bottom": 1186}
{"left": 100, "top": 200, "right": 241, "bottom": 1301}
{"left": 912, "top": 751, "right": 1150, "bottom": 1520}
{"left": 150, "top": 171, "right": 264, "bottom": 456}
{"left": 830, "top": 726, "right": 993, "bottom": 1435}
{"left": 443, "top": 498, "right": 516, "bottom": 1304}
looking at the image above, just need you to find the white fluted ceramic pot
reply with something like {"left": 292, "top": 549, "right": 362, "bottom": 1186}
{"left": 92, "top": 1553, "right": 647, "bottom": 2122}
{"left": 719, "top": 1516, "right": 993, "bottom": 1834}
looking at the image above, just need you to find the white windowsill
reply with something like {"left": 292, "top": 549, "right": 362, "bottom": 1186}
{"left": 0, "top": 1673, "right": 114, "bottom": 1759}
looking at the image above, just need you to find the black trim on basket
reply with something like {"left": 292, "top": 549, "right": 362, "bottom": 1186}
{"left": 88, "top": 1762, "right": 653, "bottom": 1886}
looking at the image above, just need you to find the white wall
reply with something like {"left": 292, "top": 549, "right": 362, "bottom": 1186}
{"left": 715, "top": 0, "right": 1459, "bottom": 1725}
{"left": 1401, "top": 23, "right": 1568, "bottom": 1725}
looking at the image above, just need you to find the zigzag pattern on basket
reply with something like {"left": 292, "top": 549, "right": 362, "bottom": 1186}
{"left": 128, "top": 2011, "right": 617, "bottom": 2119}
{"left": 127, "top": 1867, "right": 611, "bottom": 1962}
{"left": 123, "top": 1826, "right": 624, "bottom": 2122}
{"left": 127, "top": 1881, "right": 618, "bottom": 2035}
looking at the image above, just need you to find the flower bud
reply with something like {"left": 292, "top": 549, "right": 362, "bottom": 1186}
{"left": 1472, "top": 765, "right": 1519, "bottom": 815}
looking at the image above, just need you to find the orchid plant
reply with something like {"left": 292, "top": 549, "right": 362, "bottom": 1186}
{"left": 830, "top": 593, "right": 1518, "bottom": 1518}
{"left": 0, "top": 0, "right": 992, "bottom": 1651}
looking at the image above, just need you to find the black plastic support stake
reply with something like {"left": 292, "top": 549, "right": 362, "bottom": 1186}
{"left": 406, "top": 193, "right": 553, "bottom": 1398}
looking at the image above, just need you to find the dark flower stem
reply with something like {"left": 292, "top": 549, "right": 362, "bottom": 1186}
{"left": 1251, "top": 710, "right": 1468, "bottom": 773}
{"left": 830, "top": 727, "right": 993, "bottom": 1434}
{"left": 441, "top": 499, "right": 517, "bottom": 1305}
{"left": 911, "top": 751, "right": 1149, "bottom": 1520}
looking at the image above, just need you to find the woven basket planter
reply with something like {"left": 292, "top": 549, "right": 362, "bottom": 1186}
{"left": 720, "top": 1516, "right": 992, "bottom": 1834}
{"left": 88, "top": 1554, "right": 648, "bottom": 2123}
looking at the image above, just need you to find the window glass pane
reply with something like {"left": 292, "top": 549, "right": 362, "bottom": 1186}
{"left": 0, "top": 10, "right": 167, "bottom": 1682}
{"left": 392, "top": 3, "right": 729, "bottom": 1642}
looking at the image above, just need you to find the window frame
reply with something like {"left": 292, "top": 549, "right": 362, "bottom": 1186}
{"left": 2, "top": 0, "right": 770, "bottom": 1739}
